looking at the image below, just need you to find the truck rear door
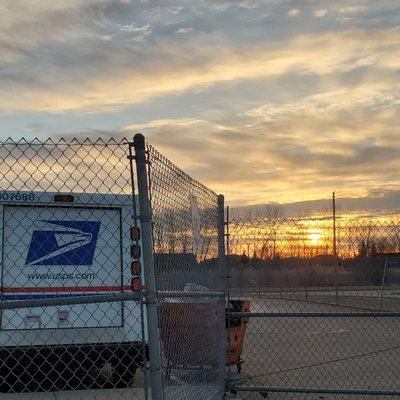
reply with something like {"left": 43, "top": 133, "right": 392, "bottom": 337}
{"left": 1, "top": 205, "right": 124, "bottom": 330}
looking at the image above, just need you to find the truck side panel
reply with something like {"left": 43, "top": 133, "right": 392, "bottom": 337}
{"left": 1, "top": 205, "right": 124, "bottom": 330}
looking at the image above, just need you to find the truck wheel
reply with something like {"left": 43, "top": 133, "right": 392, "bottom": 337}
{"left": 113, "top": 364, "right": 137, "bottom": 388}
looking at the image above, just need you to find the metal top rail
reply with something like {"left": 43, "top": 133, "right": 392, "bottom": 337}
{"left": 0, "top": 292, "right": 142, "bottom": 310}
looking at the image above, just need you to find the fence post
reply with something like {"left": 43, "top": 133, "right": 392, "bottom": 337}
{"left": 133, "top": 133, "right": 164, "bottom": 400}
{"left": 218, "top": 195, "right": 226, "bottom": 293}
{"left": 333, "top": 192, "right": 339, "bottom": 305}
{"left": 218, "top": 195, "right": 230, "bottom": 390}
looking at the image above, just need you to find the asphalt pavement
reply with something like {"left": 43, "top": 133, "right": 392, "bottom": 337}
{"left": 231, "top": 296, "right": 400, "bottom": 399}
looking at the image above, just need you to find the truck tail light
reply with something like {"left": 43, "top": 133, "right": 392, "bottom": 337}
{"left": 130, "top": 227, "right": 140, "bottom": 240}
{"left": 131, "top": 261, "right": 141, "bottom": 275}
{"left": 131, "top": 277, "right": 142, "bottom": 291}
{"left": 131, "top": 244, "right": 141, "bottom": 259}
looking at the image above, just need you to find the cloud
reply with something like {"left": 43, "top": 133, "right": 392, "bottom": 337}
{"left": 118, "top": 23, "right": 151, "bottom": 33}
{"left": 238, "top": 1, "right": 261, "bottom": 10}
{"left": 338, "top": 6, "right": 367, "bottom": 14}
{"left": 1, "top": 27, "right": 400, "bottom": 114}
{"left": 313, "top": 9, "right": 327, "bottom": 18}
{"left": 245, "top": 82, "right": 400, "bottom": 122}
{"left": 0, "top": 0, "right": 105, "bottom": 62}
{"left": 1, "top": 0, "right": 400, "bottom": 208}
{"left": 287, "top": 8, "right": 300, "bottom": 17}
{"left": 124, "top": 101, "right": 400, "bottom": 205}
{"left": 117, "top": 23, "right": 152, "bottom": 41}
{"left": 176, "top": 27, "right": 194, "bottom": 34}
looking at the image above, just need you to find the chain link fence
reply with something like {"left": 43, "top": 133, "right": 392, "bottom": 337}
{"left": 132, "top": 134, "right": 226, "bottom": 400}
{"left": 0, "top": 138, "right": 147, "bottom": 399}
{"left": 4, "top": 134, "right": 400, "bottom": 400}
{"left": 0, "top": 135, "right": 227, "bottom": 400}
{"left": 227, "top": 213, "right": 400, "bottom": 398}
{"left": 147, "top": 144, "right": 224, "bottom": 293}
{"left": 228, "top": 216, "right": 400, "bottom": 310}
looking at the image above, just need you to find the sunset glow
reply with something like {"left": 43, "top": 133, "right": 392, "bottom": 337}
{"left": 309, "top": 232, "right": 322, "bottom": 246}
{"left": 0, "top": 1, "right": 399, "bottom": 210}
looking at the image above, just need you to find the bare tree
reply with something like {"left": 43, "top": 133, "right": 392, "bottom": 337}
{"left": 232, "top": 204, "right": 285, "bottom": 220}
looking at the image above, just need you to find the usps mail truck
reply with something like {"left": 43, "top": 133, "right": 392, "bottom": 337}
{"left": 0, "top": 191, "right": 145, "bottom": 392}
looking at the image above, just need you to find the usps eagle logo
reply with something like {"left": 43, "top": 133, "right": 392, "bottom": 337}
{"left": 26, "top": 220, "right": 100, "bottom": 266}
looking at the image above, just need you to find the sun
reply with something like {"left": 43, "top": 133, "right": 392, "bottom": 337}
{"left": 310, "top": 232, "right": 321, "bottom": 245}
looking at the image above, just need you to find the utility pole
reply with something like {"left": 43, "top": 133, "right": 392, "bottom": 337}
{"left": 333, "top": 192, "right": 337, "bottom": 257}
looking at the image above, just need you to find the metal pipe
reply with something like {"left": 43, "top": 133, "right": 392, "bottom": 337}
{"left": 332, "top": 192, "right": 339, "bottom": 306}
{"left": 158, "top": 290, "right": 224, "bottom": 298}
{"left": 128, "top": 141, "right": 149, "bottom": 400}
{"left": 0, "top": 292, "right": 141, "bottom": 310}
{"left": 133, "top": 133, "right": 164, "bottom": 400}
{"left": 332, "top": 192, "right": 337, "bottom": 256}
{"left": 233, "top": 385, "right": 400, "bottom": 396}
{"left": 225, "top": 203, "right": 232, "bottom": 390}
{"left": 230, "top": 311, "right": 400, "bottom": 318}
{"left": 217, "top": 194, "right": 229, "bottom": 392}
{"left": 230, "top": 285, "right": 392, "bottom": 294}
{"left": 219, "top": 196, "right": 231, "bottom": 391}
{"left": 218, "top": 195, "right": 226, "bottom": 295}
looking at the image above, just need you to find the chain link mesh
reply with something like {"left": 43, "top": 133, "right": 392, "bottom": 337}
{"left": 0, "top": 138, "right": 147, "bottom": 399}
{"left": 145, "top": 144, "right": 226, "bottom": 400}
{"left": 5, "top": 135, "right": 397, "bottom": 399}
{"left": 227, "top": 214, "right": 400, "bottom": 399}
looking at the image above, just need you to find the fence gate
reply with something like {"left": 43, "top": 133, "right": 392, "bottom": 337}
{"left": 226, "top": 215, "right": 400, "bottom": 399}
{"left": 132, "top": 134, "right": 226, "bottom": 400}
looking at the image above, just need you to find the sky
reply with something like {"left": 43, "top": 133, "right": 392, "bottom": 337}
{"left": 1, "top": 0, "right": 400, "bottom": 209}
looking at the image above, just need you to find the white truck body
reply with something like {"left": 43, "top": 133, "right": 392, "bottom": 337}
{"left": 0, "top": 191, "right": 144, "bottom": 347}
